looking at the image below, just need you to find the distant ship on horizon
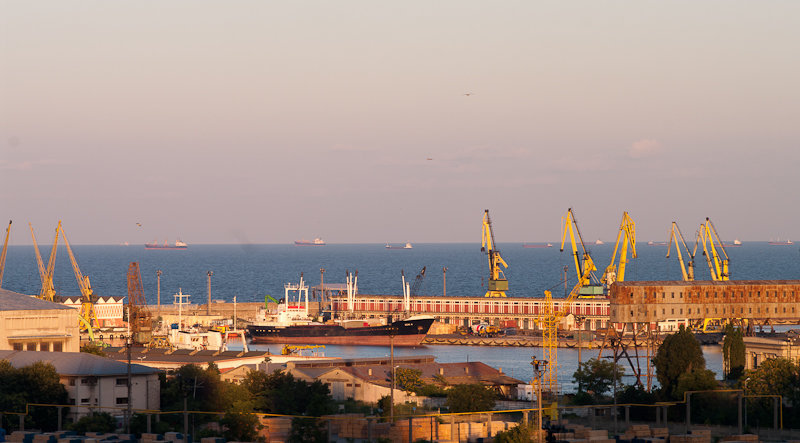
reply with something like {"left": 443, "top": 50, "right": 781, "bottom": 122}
{"left": 145, "top": 239, "right": 188, "bottom": 250}
{"left": 522, "top": 242, "right": 553, "bottom": 248}
{"left": 295, "top": 238, "right": 326, "bottom": 246}
{"left": 768, "top": 239, "right": 793, "bottom": 246}
{"left": 386, "top": 242, "right": 413, "bottom": 249}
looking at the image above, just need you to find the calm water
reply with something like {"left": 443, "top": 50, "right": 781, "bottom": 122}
{"left": 2, "top": 242, "right": 798, "bottom": 390}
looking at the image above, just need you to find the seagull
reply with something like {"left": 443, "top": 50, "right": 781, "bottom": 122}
{"left": 463, "top": 93, "right": 473, "bottom": 96}
{"left": 426, "top": 158, "right": 433, "bottom": 161}
{"left": 136, "top": 223, "right": 142, "bottom": 227}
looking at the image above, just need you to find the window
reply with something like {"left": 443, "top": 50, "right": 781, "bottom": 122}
{"left": 26, "top": 342, "right": 36, "bottom": 351}
{"left": 12, "top": 343, "right": 22, "bottom": 351}
{"left": 80, "top": 398, "right": 90, "bottom": 404}
{"left": 68, "top": 378, "right": 76, "bottom": 386}
{"left": 115, "top": 397, "right": 128, "bottom": 405}
{"left": 116, "top": 378, "right": 127, "bottom": 386}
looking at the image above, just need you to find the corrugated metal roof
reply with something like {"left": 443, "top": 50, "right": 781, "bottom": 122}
{"left": 0, "top": 350, "right": 159, "bottom": 376}
{"left": 0, "top": 289, "right": 77, "bottom": 311}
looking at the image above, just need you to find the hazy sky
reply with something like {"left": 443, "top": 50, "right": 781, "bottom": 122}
{"left": 1, "top": 1, "right": 799, "bottom": 244}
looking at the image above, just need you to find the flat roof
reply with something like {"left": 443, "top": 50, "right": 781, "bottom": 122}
{"left": 0, "top": 288, "right": 76, "bottom": 312}
{"left": 0, "top": 350, "right": 158, "bottom": 376}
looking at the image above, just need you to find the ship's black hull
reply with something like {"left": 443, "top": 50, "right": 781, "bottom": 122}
{"left": 247, "top": 317, "right": 434, "bottom": 346}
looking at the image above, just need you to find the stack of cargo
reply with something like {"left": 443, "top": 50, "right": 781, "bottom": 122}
{"left": 720, "top": 435, "right": 759, "bottom": 442}
{"left": 669, "top": 434, "right": 710, "bottom": 443}
{"left": 651, "top": 427, "right": 669, "bottom": 439}
{"left": 335, "top": 414, "right": 367, "bottom": 439}
{"left": 260, "top": 417, "right": 292, "bottom": 442}
{"left": 619, "top": 424, "right": 654, "bottom": 440}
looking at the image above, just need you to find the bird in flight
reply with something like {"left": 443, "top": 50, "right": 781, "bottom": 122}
{"left": 136, "top": 223, "right": 142, "bottom": 227}
{"left": 463, "top": 93, "right": 473, "bottom": 96}
{"left": 426, "top": 158, "right": 433, "bottom": 161}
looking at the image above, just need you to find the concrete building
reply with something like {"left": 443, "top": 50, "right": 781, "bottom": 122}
{"left": 744, "top": 334, "right": 800, "bottom": 370}
{"left": 0, "top": 350, "right": 160, "bottom": 420}
{"left": 62, "top": 296, "right": 125, "bottom": 328}
{"left": 0, "top": 288, "right": 80, "bottom": 352}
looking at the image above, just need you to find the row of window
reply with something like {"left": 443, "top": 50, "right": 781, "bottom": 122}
{"left": 625, "top": 289, "right": 799, "bottom": 302}
{"left": 11, "top": 341, "right": 64, "bottom": 352}
{"left": 332, "top": 299, "right": 608, "bottom": 315}
{"left": 618, "top": 304, "right": 798, "bottom": 319}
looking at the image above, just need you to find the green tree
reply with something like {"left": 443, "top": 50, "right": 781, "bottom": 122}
{"left": 572, "top": 358, "right": 624, "bottom": 399}
{"left": 0, "top": 360, "right": 69, "bottom": 431}
{"left": 243, "top": 370, "right": 334, "bottom": 416}
{"left": 723, "top": 324, "right": 745, "bottom": 380}
{"left": 492, "top": 421, "right": 536, "bottom": 443}
{"left": 80, "top": 343, "right": 107, "bottom": 357}
{"left": 444, "top": 384, "right": 497, "bottom": 413}
{"left": 219, "top": 400, "right": 262, "bottom": 442}
{"left": 653, "top": 326, "right": 710, "bottom": 399}
{"left": 674, "top": 368, "right": 718, "bottom": 399}
{"left": 68, "top": 412, "right": 116, "bottom": 434}
{"left": 744, "top": 358, "right": 800, "bottom": 405}
{"left": 395, "top": 368, "right": 423, "bottom": 393}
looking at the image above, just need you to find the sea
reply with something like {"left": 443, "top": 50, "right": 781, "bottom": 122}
{"left": 2, "top": 241, "right": 799, "bottom": 391}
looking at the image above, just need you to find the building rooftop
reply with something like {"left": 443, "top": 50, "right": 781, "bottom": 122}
{"left": 0, "top": 288, "right": 76, "bottom": 311}
{"left": 104, "top": 346, "right": 272, "bottom": 364}
{"left": 0, "top": 350, "right": 158, "bottom": 376}
{"left": 614, "top": 280, "right": 800, "bottom": 287}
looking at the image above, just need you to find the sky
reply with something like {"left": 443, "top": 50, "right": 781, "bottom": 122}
{"left": 1, "top": 1, "right": 799, "bottom": 245}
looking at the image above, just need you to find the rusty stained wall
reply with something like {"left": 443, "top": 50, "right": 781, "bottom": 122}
{"left": 608, "top": 280, "right": 800, "bottom": 323}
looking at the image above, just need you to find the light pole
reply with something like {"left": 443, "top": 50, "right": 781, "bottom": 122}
{"left": 575, "top": 316, "right": 585, "bottom": 364}
{"left": 744, "top": 377, "right": 750, "bottom": 431}
{"left": 206, "top": 271, "right": 213, "bottom": 316}
{"left": 442, "top": 267, "right": 447, "bottom": 297}
{"left": 156, "top": 270, "right": 162, "bottom": 314}
{"left": 531, "top": 356, "right": 548, "bottom": 443}
{"left": 388, "top": 326, "right": 397, "bottom": 421}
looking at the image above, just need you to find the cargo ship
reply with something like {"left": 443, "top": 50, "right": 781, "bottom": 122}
{"left": 385, "top": 242, "right": 413, "bottom": 249}
{"left": 294, "top": 238, "right": 326, "bottom": 246}
{"left": 522, "top": 242, "right": 553, "bottom": 248}
{"left": 145, "top": 240, "right": 188, "bottom": 250}
{"left": 247, "top": 315, "right": 435, "bottom": 346}
{"left": 247, "top": 276, "right": 433, "bottom": 346}
{"left": 769, "top": 239, "right": 793, "bottom": 246}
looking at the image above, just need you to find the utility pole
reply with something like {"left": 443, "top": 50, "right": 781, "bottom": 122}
{"left": 320, "top": 268, "right": 326, "bottom": 311}
{"left": 531, "top": 356, "right": 548, "bottom": 443}
{"left": 156, "top": 270, "right": 162, "bottom": 314}
{"left": 126, "top": 306, "right": 132, "bottom": 434}
{"left": 388, "top": 327, "right": 397, "bottom": 422}
{"left": 206, "top": 271, "right": 213, "bottom": 315}
{"left": 443, "top": 267, "right": 447, "bottom": 297}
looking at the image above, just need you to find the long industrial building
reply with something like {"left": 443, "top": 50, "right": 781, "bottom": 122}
{"left": 329, "top": 280, "right": 800, "bottom": 332}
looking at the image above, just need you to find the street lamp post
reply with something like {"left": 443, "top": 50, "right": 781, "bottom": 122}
{"left": 206, "top": 271, "right": 213, "bottom": 315}
{"left": 388, "top": 327, "right": 397, "bottom": 421}
{"left": 443, "top": 267, "right": 447, "bottom": 297}
{"left": 531, "top": 356, "right": 548, "bottom": 443}
{"left": 156, "top": 270, "right": 162, "bottom": 314}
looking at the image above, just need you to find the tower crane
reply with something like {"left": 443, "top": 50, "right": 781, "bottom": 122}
{"left": 0, "top": 220, "right": 10, "bottom": 288}
{"left": 560, "top": 208, "right": 600, "bottom": 295}
{"left": 30, "top": 222, "right": 60, "bottom": 301}
{"left": 541, "top": 208, "right": 598, "bottom": 394}
{"left": 697, "top": 217, "right": 730, "bottom": 281}
{"left": 601, "top": 212, "right": 637, "bottom": 287}
{"left": 481, "top": 209, "right": 508, "bottom": 298}
{"left": 410, "top": 266, "right": 427, "bottom": 297}
{"left": 127, "top": 262, "right": 152, "bottom": 345}
{"left": 58, "top": 223, "right": 98, "bottom": 337}
{"left": 666, "top": 222, "right": 695, "bottom": 281}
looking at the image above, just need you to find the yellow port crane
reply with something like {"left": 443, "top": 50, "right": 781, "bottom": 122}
{"left": 282, "top": 344, "right": 325, "bottom": 355}
{"left": 560, "top": 208, "right": 600, "bottom": 294}
{"left": 541, "top": 208, "right": 598, "bottom": 394}
{"left": 58, "top": 223, "right": 98, "bottom": 338}
{"left": 481, "top": 209, "right": 508, "bottom": 298}
{"left": 697, "top": 217, "right": 730, "bottom": 281}
{"left": 0, "top": 220, "right": 10, "bottom": 288}
{"left": 30, "top": 221, "right": 60, "bottom": 301}
{"left": 666, "top": 222, "right": 695, "bottom": 281}
{"left": 602, "top": 212, "right": 637, "bottom": 287}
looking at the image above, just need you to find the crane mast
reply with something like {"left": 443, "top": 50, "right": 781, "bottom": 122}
{"left": 481, "top": 210, "right": 508, "bottom": 298}
{"left": 696, "top": 218, "right": 730, "bottom": 281}
{"left": 58, "top": 223, "right": 98, "bottom": 333}
{"left": 602, "top": 212, "right": 637, "bottom": 287}
{"left": 0, "top": 220, "right": 10, "bottom": 288}
{"left": 666, "top": 222, "right": 695, "bottom": 281}
{"left": 560, "top": 208, "right": 599, "bottom": 290}
{"left": 29, "top": 222, "right": 60, "bottom": 301}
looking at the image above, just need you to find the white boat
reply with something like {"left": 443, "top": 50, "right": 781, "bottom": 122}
{"left": 595, "top": 239, "right": 604, "bottom": 245}
{"left": 733, "top": 239, "right": 742, "bottom": 245}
